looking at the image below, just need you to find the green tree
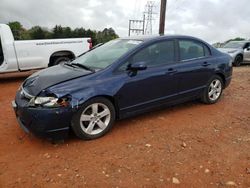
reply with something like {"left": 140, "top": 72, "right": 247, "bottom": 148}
{"left": 52, "top": 25, "right": 64, "bottom": 38}
{"left": 44, "top": 30, "right": 53, "bottom": 39}
{"left": 226, "top": 37, "right": 246, "bottom": 43}
{"left": 63, "top": 27, "right": 72, "bottom": 38}
{"left": 29, "top": 26, "right": 47, "bottom": 39}
{"left": 8, "top": 21, "right": 24, "bottom": 40}
{"left": 96, "top": 28, "right": 118, "bottom": 44}
{"left": 7, "top": 21, "right": 119, "bottom": 44}
{"left": 73, "top": 28, "right": 86, "bottom": 38}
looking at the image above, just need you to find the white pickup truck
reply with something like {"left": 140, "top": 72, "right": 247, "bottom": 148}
{"left": 0, "top": 24, "right": 91, "bottom": 73}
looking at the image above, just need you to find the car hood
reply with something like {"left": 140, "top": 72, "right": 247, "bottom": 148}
{"left": 23, "top": 64, "right": 93, "bottom": 96}
{"left": 217, "top": 48, "right": 240, "bottom": 53}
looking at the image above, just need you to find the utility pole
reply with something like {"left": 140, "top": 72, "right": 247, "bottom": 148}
{"left": 159, "top": 0, "right": 167, "bottom": 35}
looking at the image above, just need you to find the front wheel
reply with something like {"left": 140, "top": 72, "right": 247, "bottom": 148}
{"left": 71, "top": 97, "right": 115, "bottom": 140}
{"left": 233, "top": 55, "right": 243, "bottom": 67}
{"left": 201, "top": 75, "right": 223, "bottom": 104}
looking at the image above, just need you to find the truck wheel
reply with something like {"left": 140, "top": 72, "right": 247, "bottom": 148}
{"left": 233, "top": 55, "right": 243, "bottom": 67}
{"left": 71, "top": 97, "right": 115, "bottom": 140}
{"left": 51, "top": 57, "right": 70, "bottom": 66}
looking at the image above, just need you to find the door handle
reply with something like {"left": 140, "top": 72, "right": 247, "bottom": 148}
{"left": 202, "top": 62, "right": 211, "bottom": 67}
{"left": 166, "top": 68, "right": 178, "bottom": 74}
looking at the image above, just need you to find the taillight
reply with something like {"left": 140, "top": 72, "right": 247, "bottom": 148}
{"left": 87, "top": 38, "right": 93, "bottom": 50}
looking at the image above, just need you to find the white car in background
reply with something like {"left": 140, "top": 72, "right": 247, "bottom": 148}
{"left": 0, "top": 24, "right": 91, "bottom": 73}
{"left": 217, "top": 41, "right": 250, "bottom": 66}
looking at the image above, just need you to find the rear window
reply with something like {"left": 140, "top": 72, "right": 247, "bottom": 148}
{"left": 179, "top": 40, "right": 205, "bottom": 61}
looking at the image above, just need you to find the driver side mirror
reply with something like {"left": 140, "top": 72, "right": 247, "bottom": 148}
{"left": 244, "top": 47, "right": 250, "bottom": 51}
{"left": 127, "top": 61, "right": 147, "bottom": 71}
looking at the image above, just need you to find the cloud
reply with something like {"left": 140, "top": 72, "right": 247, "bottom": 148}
{"left": 0, "top": 0, "right": 249, "bottom": 43}
{"left": 165, "top": 0, "right": 250, "bottom": 42}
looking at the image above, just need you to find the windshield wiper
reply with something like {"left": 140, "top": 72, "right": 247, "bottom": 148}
{"left": 66, "top": 62, "right": 95, "bottom": 72}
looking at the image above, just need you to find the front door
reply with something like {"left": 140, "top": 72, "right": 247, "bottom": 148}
{"left": 243, "top": 42, "right": 250, "bottom": 61}
{"left": 116, "top": 40, "right": 180, "bottom": 115}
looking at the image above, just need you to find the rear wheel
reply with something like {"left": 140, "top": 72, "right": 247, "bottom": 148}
{"left": 233, "top": 55, "right": 243, "bottom": 67}
{"left": 71, "top": 97, "right": 115, "bottom": 140}
{"left": 201, "top": 75, "right": 223, "bottom": 104}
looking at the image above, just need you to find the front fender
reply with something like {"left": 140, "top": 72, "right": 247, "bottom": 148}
{"left": 70, "top": 87, "right": 116, "bottom": 108}
{"left": 46, "top": 73, "right": 127, "bottom": 109}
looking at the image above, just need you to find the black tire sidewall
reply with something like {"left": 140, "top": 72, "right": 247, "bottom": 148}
{"left": 202, "top": 75, "right": 224, "bottom": 104}
{"left": 71, "top": 97, "right": 116, "bottom": 140}
{"left": 234, "top": 55, "right": 242, "bottom": 67}
{"left": 52, "top": 57, "right": 70, "bottom": 66}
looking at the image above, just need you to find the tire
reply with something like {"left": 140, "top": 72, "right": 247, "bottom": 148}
{"left": 201, "top": 75, "right": 224, "bottom": 104}
{"left": 51, "top": 57, "right": 70, "bottom": 66}
{"left": 71, "top": 97, "right": 115, "bottom": 140}
{"left": 233, "top": 55, "right": 243, "bottom": 67}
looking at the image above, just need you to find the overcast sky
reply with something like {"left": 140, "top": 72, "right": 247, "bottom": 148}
{"left": 0, "top": 0, "right": 249, "bottom": 43}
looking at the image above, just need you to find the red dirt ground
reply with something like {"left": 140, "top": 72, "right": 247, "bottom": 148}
{"left": 0, "top": 67, "right": 249, "bottom": 188}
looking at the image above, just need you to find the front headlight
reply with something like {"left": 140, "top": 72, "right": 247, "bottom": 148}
{"left": 34, "top": 97, "right": 59, "bottom": 107}
{"left": 29, "top": 96, "right": 70, "bottom": 107}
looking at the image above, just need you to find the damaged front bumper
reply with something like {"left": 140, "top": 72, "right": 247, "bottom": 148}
{"left": 12, "top": 90, "right": 74, "bottom": 140}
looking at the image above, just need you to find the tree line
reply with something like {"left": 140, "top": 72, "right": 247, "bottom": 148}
{"left": 8, "top": 21, "right": 119, "bottom": 45}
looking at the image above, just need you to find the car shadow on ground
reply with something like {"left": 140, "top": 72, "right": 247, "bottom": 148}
{"left": 65, "top": 99, "right": 203, "bottom": 144}
{"left": 241, "top": 62, "right": 250, "bottom": 66}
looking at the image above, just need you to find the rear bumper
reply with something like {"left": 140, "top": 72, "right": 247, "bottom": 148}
{"left": 12, "top": 99, "right": 73, "bottom": 140}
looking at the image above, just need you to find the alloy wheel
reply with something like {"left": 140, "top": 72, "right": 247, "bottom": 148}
{"left": 79, "top": 103, "right": 111, "bottom": 135}
{"left": 208, "top": 79, "right": 222, "bottom": 101}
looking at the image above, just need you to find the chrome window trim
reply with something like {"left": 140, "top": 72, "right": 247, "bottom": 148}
{"left": 180, "top": 56, "right": 206, "bottom": 62}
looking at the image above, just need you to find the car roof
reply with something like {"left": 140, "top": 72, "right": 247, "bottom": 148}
{"left": 120, "top": 35, "right": 205, "bottom": 42}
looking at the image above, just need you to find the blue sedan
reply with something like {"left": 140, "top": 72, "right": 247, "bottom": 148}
{"left": 12, "top": 35, "right": 232, "bottom": 141}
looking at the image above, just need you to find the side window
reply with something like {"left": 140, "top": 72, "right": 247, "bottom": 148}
{"left": 0, "top": 37, "right": 4, "bottom": 65}
{"left": 118, "top": 40, "right": 175, "bottom": 71}
{"left": 179, "top": 40, "right": 205, "bottom": 61}
{"left": 244, "top": 43, "right": 250, "bottom": 49}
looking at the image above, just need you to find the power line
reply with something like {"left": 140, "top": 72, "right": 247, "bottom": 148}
{"left": 128, "top": 0, "right": 158, "bottom": 36}
{"left": 144, "top": 1, "right": 157, "bottom": 35}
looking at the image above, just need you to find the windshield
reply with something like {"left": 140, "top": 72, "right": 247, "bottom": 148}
{"left": 223, "top": 41, "right": 245, "bottom": 49}
{"left": 71, "top": 39, "right": 142, "bottom": 69}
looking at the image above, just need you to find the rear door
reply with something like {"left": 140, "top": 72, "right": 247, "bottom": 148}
{"left": 176, "top": 39, "right": 214, "bottom": 98}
